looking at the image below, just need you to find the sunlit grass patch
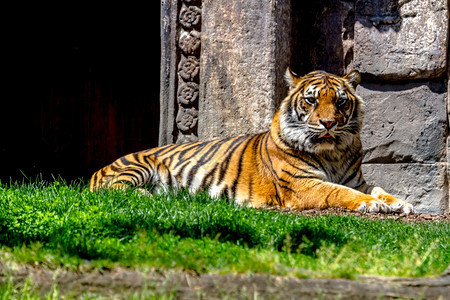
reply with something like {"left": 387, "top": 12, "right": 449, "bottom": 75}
{"left": 0, "top": 181, "right": 448, "bottom": 279}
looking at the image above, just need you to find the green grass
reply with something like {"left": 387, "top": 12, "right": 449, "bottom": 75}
{"left": 0, "top": 181, "right": 448, "bottom": 280}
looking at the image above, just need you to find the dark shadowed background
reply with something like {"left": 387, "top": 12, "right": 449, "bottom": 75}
{"left": 2, "top": 4, "right": 161, "bottom": 182}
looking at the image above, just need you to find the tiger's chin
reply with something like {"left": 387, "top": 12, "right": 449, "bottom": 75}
{"left": 290, "top": 132, "right": 356, "bottom": 161}
{"left": 304, "top": 138, "right": 339, "bottom": 157}
{"left": 313, "top": 138, "right": 337, "bottom": 151}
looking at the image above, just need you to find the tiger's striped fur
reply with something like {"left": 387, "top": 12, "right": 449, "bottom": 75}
{"left": 90, "top": 70, "right": 414, "bottom": 213}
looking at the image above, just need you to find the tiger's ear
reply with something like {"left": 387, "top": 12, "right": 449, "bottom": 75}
{"left": 344, "top": 70, "right": 361, "bottom": 88}
{"left": 285, "top": 67, "right": 302, "bottom": 89}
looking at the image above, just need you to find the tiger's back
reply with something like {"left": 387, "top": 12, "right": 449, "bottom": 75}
{"left": 90, "top": 69, "right": 414, "bottom": 213}
{"left": 90, "top": 133, "right": 277, "bottom": 207}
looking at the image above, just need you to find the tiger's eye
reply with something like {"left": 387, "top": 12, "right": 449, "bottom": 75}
{"left": 336, "top": 98, "right": 347, "bottom": 107}
{"left": 304, "top": 97, "right": 317, "bottom": 105}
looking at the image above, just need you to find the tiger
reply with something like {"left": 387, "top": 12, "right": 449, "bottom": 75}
{"left": 90, "top": 69, "right": 414, "bottom": 213}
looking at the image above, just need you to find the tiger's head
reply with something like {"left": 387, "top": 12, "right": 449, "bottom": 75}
{"left": 275, "top": 69, "right": 364, "bottom": 157}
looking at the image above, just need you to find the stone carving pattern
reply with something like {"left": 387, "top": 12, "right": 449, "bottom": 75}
{"left": 176, "top": 1, "right": 201, "bottom": 136}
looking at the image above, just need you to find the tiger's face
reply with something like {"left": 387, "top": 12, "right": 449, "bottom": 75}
{"left": 279, "top": 70, "right": 363, "bottom": 156}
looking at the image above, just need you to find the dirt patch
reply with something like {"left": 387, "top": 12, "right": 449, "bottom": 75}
{"left": 263, "top": 206, "right": 450, "bottom": 223}
{"left": 1, "top": 263, "right": 449, "bottom": 299}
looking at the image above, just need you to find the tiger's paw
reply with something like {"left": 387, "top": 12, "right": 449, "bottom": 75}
{"left": 357, "top": 199, "right": 391, "bottom": 213}
{"left": 371, "top": 187, "right": 414, "bottom": 214}
{"left": 389, "top": 200, "right": 414, "bottom": 214}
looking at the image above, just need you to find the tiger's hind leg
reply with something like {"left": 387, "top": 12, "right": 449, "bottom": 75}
{"left": 89, "top": 152, "right": 176, "bottom": 195}
{"left": 98, "top": 181, "right": 153, "bottom": 197}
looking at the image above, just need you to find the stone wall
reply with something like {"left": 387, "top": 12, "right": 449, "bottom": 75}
{"left": 358, "top": 82, "right": 448, "bottom": 213}
{"left": 160, "top": 0, "right": 449, "bottom": 213}
{"left": 354, "top": 0, "right": 449, "bottom": 213}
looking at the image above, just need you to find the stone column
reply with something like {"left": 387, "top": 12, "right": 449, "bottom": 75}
{"left": 447, "top": 42, "right": 450, "bottom": 212}
{"left": 198, "top": 0, "right": 291, "bottom": 140}
{"left": 354, "top": 0, "right": 449, "bottom": 213}
{"left": 160, "top": 0, "right": 203, "bottom": 145}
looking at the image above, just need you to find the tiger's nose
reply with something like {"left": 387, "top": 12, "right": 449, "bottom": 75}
{"left": 320, "top": 120, "right": 336, "bottom": 129}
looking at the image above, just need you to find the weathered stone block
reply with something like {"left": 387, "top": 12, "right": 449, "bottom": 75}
{"left": 447, "top": 136, "right": 450, "bottom": 212}
{"left": 357, "top": 81, "right": 447, "bottom": 164}
{"left": 362, "top": 163, "right": 448, "bottom": 213}
{"left": 354, "top": 0, "right": 448, "bottom": 80}
{"left": 198, "top": 0, "right": 291, "bottom": 141}
{"left": 448, "top": 65, "right": 450, "bottom": 212}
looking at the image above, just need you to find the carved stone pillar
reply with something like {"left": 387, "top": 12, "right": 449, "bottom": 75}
{"left": 160, "top": 0, "right": 202, "bottom": 145}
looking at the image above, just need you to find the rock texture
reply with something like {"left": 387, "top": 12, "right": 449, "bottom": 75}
{"left": 447, "top": 59, "right": 450, "bottom": 212}
{"left": 357, "top": 81, "right": 448, "bottom": 213}
{"left": 353, "top": 0, "right": 449, "bottom": 213}
{"left": 362, "top": 163, "right": 448, "bottom": 214}
{"left": 354, "top": 0, "right": 448, "bottom": 80}
{"left": 358, "top": 81, "right": 448, "bottom": 164}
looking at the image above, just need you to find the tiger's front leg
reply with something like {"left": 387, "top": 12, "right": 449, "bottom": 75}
{"left": 287, "top": 179, "right": 393, "bottom": 213}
